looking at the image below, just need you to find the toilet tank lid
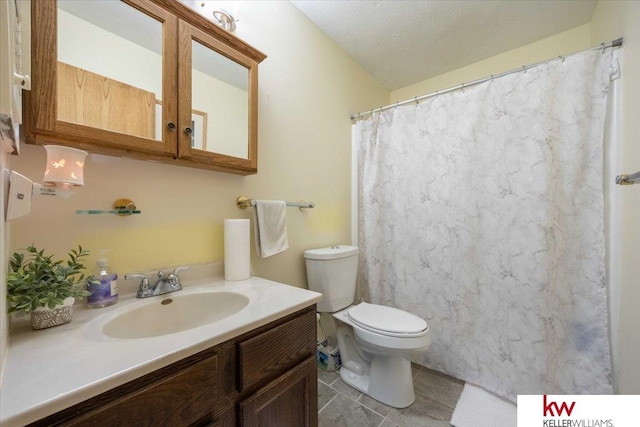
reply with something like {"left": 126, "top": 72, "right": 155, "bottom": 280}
{"left": 304, "top": 245, "right": 359, "bottom": 260}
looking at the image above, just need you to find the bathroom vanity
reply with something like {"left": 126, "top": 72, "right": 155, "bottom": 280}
{"left": 0, "top": 275, "right": 322, "bottom": 426}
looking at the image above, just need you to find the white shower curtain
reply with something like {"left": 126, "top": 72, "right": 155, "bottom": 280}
{"left": 354, "top": 49, "right": 613, "bottom": 400}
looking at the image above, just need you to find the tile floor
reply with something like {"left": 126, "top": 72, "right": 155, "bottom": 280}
{"left": 317, "top": 364, "right": 464, "bottom": 427}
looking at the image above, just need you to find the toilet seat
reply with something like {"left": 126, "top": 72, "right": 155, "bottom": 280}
{"left": 347, "top": 302, "right": 428, "bottom": 338}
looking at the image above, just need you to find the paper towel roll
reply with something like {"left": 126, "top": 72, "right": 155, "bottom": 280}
{"left": 224, "top": 219, "right": 251, "bottom": 281}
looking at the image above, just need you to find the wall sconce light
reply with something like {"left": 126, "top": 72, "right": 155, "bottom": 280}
{"left": 6, "top": 145, "right": 88, "bottom": 220}
{"left": 40, "top": 145, "right": 87, "bottom": 195}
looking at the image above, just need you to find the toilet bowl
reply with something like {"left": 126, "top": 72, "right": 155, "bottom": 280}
{"left": 304, "top": 245, "right": 431, "bottom": 408}
{"left": 333, "top": 302, "right": 430, "bottom": 408}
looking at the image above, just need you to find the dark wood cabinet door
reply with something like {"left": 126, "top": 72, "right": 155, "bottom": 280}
{"left": 239, "top": 356, "right": 318, "bottom": 427}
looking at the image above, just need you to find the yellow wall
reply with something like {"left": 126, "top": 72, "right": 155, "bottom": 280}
{"left": 590, "top": 0, "right": 640, "bottom": 395}
{"left": 9, "top": 1, "right": 388, "bottom": 296}
{"left": 391, "top": 24, "right": 591, "bottom": 103}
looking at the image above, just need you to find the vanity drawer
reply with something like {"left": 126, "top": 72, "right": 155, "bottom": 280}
{"left": 31, "top": 349, "right": 219, "bottom": 427}
{"left": 238, "top": 309, "right": 316, "bottom": 391}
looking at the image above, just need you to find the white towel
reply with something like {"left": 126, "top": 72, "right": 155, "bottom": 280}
{"left": 253, "top": 200, "right": 289, "bottom": 258}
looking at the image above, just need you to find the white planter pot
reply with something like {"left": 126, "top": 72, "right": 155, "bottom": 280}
{"left": 30, "top": 297, "right": 75, "bottom": 330}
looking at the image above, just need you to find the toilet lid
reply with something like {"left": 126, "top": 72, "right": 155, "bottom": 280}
{"left": 347, "top": 302, "right": 427, "bottom": 335}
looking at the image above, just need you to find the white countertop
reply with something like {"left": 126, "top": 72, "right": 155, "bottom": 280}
{"left": 0, "top": 272, "right": 322, "bottom": 427}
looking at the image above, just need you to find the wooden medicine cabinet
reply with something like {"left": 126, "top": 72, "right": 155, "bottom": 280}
{"left": 25, "top": 0, "right": 266, "bottom": 175}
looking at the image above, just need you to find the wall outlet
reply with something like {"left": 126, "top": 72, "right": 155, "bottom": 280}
{"left": 6, "top": 170, "right": 31, "bottom": 220}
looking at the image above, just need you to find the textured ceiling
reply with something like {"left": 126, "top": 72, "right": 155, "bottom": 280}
{"left": 290, "top": 0, "right": 597, "bottom": 91}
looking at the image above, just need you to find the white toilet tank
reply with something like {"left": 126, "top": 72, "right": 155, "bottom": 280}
{"left": 304, "top": 245, "right": 359, "bottom": 313}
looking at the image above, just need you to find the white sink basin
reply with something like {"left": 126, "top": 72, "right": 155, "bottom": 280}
{"left": 101, "top": 291, "right": 249, "bottom": 339}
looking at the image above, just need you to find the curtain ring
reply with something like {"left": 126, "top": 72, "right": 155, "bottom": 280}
{"left": 601, "top": 42, "right": 606, "bottom": 53}
{"left": 460, "top": 83, "right": 465, "bottom": 92}
{"left": 490, "top": 74, "right": 494, "bottom": 82}
{"left": 558, "top": 55, "right": 565, "bottom": 63}
{"left": 435, "top": 90, "right": 439, "bottom": 98}
{"left": 522, "top": 65, "right": 526, "bottom": 73}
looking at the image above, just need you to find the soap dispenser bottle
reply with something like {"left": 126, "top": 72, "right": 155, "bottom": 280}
{"left": 87, "top": 250, "right": 119, "bottom": 308}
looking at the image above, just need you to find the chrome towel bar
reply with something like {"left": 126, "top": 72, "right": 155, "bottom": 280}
{"left": 616, "top": 171, "right": 640, "bottom": 185}
{"left": 236, "top": 196, "right": 315, "bottom": 210}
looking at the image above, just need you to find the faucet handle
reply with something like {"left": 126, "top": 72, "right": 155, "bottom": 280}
{"left": 168, "top": 266, "right": 190, "bottom": 288}
{"left": 124, "top": 273, "right": 150, "bottom": 293}
{"left": 125, "top": 272, "right": 148, "bottom": 281}
{"left": 172, "top": 265, "right": 191, "bottom": 276}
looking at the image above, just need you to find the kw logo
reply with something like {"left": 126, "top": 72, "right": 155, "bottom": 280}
{"left": 543, "top": 395, "right": 576, "bottom": 417}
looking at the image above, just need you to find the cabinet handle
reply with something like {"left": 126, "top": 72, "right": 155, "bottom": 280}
{"left": 167, "top": 122, "right": 176, "bottom": 131}
{"left": 184, "top": 127, "right": 193, "bottom": 135}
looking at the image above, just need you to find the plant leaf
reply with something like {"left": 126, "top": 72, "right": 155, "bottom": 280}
{"left": 6, "top": 244, "right": 90, "bottom": 314}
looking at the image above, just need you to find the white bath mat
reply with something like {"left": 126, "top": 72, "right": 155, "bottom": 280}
{"left": 450, "top": 383, "right": 517, "bottom": 427}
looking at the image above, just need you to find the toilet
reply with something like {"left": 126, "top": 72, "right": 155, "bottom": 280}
{"left": 304, "top": 245, "right": 431, "bottom": 408}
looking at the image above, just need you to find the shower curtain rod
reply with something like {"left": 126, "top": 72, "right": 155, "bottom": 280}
{"left": 350, "top": 38, "right": 623, "bottom": 121}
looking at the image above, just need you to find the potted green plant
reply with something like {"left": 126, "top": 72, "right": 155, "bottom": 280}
{"left": 7, "top": 245, "right": 91, "bottom": 330}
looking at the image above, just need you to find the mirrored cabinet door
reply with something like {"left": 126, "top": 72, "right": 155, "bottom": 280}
{"left": 177, "top": 20, "right": 259, "bottom": 173}
{"left": 30, "top": 0, "right": 178, "bottom": 155}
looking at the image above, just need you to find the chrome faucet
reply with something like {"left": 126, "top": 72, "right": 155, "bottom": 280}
{"left": 125, "top": 265, "right": 191, "bottom": 298}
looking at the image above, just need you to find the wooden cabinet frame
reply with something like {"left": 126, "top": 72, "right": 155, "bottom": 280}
{"left": 177, "top": 20, "right": 259, "bottom": 172}
{"left": 25, "top": 0, "right": 266, "bottom": 175}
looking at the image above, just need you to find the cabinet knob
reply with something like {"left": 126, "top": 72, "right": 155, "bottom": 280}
{"left": 167, "top": 122, "right": 176, "bottom": 131}
{"left": 184, "top": 127, "right": 193, "bottom": 135}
